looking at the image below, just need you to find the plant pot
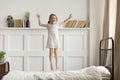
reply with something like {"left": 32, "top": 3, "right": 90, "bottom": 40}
{"left": 26, "top": 19, "right": 30, "bottom": 28}
{"left": 0, "top": 58, "right": 5, "bottom": 63}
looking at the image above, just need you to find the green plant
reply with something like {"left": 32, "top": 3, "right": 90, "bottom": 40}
{"left": 25, "top": 12, "right": 30, "bottom": 20}
{"left": 0, "top": 51, "right": 6, "bottom": 59}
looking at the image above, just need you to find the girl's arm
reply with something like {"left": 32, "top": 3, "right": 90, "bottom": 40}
{"left": 36, "top": 14, "right": 48, "bottom": 27}
{"left": 59, "top": 14, "right": 72, "bottom": 25}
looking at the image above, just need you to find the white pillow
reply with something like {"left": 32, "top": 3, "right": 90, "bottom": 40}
{"left": 97, "top": 66, "right": 111, "bottom": 78}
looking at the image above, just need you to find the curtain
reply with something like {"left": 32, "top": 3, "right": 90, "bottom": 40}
{"left": 114, "top": 0, "right": 120, "bottom": 79}
{"left": 102, "top": 0, "right": 109, "bottom": 48}
{"left": 101, "top": 0, "right": 109, "bottom": 66}
{"left": 102, "top": 0, "right": 120, "bottom": 79}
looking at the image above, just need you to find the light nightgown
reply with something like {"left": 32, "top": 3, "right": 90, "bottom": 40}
{"left": 46, "top": 24, "right": 60, "bottom": 48}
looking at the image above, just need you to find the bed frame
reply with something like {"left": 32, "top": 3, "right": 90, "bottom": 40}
{"left": 99, "top": 37, "right": 114, "bottom": 80}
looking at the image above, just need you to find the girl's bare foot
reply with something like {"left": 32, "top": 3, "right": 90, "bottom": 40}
{"left": 56, "top": 67, "right": 59, "bottom": 71}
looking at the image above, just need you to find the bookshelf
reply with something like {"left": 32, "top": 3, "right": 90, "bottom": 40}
{"left": 0, "top": 27, "right": 90, "bottom": 30}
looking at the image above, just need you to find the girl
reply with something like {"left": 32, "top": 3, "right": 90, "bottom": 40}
{"left": 36, "top": 14, "right": 72, "bottom": 71}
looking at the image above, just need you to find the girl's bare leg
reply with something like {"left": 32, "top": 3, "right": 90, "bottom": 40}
{"left": 54, "top": 48, "right": 59, "bottom": 70}
{"left": 49, "top": 48, "right": 54, "bottom": 70}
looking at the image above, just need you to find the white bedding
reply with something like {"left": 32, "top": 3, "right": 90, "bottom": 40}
{"left": 2, "top": 66, "right": 110, "bottom": 80}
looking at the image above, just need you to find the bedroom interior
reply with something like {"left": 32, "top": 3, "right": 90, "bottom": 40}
{"left": 0, "top": 0, "right": 120, "bottom": 80}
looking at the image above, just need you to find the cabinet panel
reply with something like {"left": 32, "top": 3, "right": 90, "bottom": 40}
{"left": 0, "top": 35, "right": 4, "bottom": 50}
{"left": 0, "top": 28, "right": 89, "bottom": 71}
{"left": 9, "top": 56, "right": 24, "bottom": 71}
{"left": 7, "top": 34, "right": 24, "bottom": 51}
{"left": 28, "top": 56, "right": 44, "bottom": 71}
{"left": 67, "top": 35, "right": 83, "bottom": 51}
{"left": 27, "top": 34, "right": 44, "bottom": 51}
{"left": 67, "top": 56, "right": 83, "bottom": 70}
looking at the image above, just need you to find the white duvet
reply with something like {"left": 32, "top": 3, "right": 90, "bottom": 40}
{"left": 2, "top": 66, "right": 110, "bottom": 80}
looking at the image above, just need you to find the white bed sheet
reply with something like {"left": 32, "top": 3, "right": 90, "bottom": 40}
{"left": 2, "top": 66, "right": 111, "bottom": 80}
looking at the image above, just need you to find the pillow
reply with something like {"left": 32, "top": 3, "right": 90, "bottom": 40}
{"left": 97, "top": 66, "right": 111, "bottom": 78}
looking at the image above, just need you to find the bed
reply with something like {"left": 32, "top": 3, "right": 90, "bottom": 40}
{"left": 0, "top": 37, "right": 114, "bottom": 80}
{"left": 1, "top": 66, "right": 111, "bottom": 80}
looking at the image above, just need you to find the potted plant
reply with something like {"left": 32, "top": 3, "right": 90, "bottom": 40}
{"left": 0, "top": 51, "right": 6, "bottom": 63}
{"left": 25, "top": 12, "right": 30, "bottom": 27}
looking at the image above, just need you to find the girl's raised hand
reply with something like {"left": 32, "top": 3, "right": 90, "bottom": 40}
{"left": 68, "top": 14, "right": 72, "bottom": 19}
{"left": 36, "top": 14, "right": 40, "bottom": 19}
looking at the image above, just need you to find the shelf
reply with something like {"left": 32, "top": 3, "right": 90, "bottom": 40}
{"left": 0, "top": 27, "right": 90, "bottom": 30}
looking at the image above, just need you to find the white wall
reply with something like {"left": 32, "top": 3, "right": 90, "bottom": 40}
{"left": 90, "top": 0, "right": 105, "bottom": 65}
{"left": 0, "top": 0, "right": 88, "bottom": 27}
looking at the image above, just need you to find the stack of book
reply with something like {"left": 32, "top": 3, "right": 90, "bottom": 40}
{"left": 66, "top": 20, "right": 77, "bottom": 28}
{"left": 14, "top": 19, "right": 24, "bottom": 27}
{"left": 66, "top": 20, "right": 90, "bottom": 28}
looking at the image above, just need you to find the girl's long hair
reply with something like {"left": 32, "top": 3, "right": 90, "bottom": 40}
{"left": 48, "top": 14, "right": 58, "bottom": 24}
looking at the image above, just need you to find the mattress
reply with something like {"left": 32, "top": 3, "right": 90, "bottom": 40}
{"left": 2, "top": 66, "right": 111, "bottom": 80}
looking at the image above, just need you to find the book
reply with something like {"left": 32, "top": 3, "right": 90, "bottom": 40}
{"left": 75, "top": 20, "right": 84, "bottom": 28}
{"left": 84, "top": 20, "right": 90, "bottom": 28}
{"left": 66, "top": 20, "right": 90, "bottom": 28}
{"left": 75, "top": 20, "right": 90, "bottom": 28}
{"left": 66, "top": 20, "right": 77, "bottom": 28}
{"left": 14, "top": 19, "right": 23, "bottom": 27}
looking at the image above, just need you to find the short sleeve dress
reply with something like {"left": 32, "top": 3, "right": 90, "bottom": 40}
{"left": 46, "top": 24, "right": 60, "bottom": 48}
